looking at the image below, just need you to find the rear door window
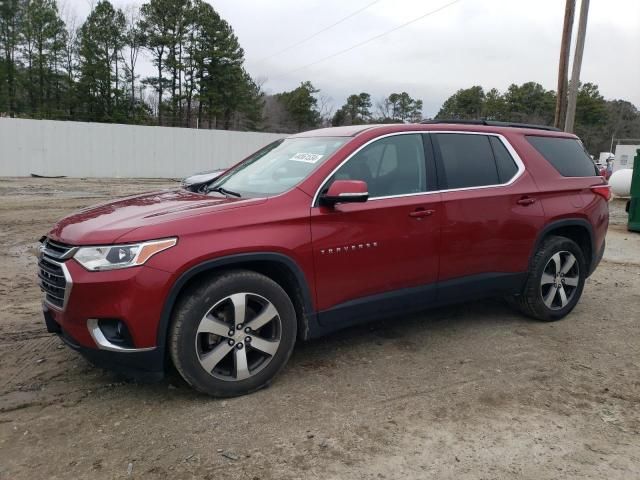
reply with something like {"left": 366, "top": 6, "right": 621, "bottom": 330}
{"left": 433, "top": 133, "right": 500, "bottom": 189}
{"left": 526, "top": 136, "right": 598, "bottom": 177}
{"left": 489, "top": 136, "right": 519, "bottom": 183}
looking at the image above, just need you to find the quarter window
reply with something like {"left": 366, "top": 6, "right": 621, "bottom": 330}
{"left": 526, "top": 136, "right": 598, "bottom": 177}
{"left": 330, "top": 134, "right": 427, "bottom": 198}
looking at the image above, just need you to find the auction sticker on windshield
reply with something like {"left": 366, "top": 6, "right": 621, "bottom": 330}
{"left": 289, "top": 153, "right": 324, "bottom": 164}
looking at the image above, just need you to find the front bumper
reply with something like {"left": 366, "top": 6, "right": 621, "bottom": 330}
{"left": 42, "top": 259, "right": 173, "bottom": 379}
{"left": 44, "top": 306, "right": 164, "bottom": 381}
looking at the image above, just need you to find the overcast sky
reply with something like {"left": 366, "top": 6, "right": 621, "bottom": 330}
{"left": 68, "top": 0, "right": 640, "bottom": 117}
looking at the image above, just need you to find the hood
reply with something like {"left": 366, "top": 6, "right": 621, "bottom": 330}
{"left": 49, "top": 189, "right": 265, "bottom": 245}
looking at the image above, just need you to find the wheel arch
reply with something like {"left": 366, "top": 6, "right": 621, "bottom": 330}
{"left": 530, "top": 219, "right": 595, "bottom": 275}
{"left": 156, "top": 253, "right": 317, "bottom": 361}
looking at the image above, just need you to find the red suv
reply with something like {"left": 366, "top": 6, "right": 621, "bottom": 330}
{"left": 39, "top": 121, "right": 609, "bottom": 397}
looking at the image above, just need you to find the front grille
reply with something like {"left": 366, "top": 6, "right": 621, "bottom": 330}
{"left": 41, "top": 238, "right": 76, "bottom": 260}
{"left": 38, "top": 238, "right": 75, "bottom": 309}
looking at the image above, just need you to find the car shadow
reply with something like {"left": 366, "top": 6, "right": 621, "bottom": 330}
{"left": 156, "top": 296, "right": 534, "bottom": 399}
{"left": 304, "top": 297, "right": 527, "bottom": 346}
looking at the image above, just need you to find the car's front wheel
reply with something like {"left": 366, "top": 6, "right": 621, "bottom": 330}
{"left": 169, "top": 270, "right": 297, "bottom": 397}
{"left": 511, "top": 235, "right": 586, "bottom": 321}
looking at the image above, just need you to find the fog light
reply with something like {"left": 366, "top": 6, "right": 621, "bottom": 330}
{"left": 88, "top": 319, "right": 156, "bottom": 353}
{"left": 97, "top": 319, "right": 134, "bottom": 348}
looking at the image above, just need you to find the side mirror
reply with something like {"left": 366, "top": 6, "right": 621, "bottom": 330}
{"left": 182, "top": 169, "right": 226, "bottom": 192}
{"left": 320, "top": 180, "right": 369, "bottom": 207}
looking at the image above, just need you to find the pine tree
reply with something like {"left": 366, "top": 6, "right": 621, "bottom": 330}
{"left": 20, "top": 0, "right": 66, "bottom": 116}
{"left": 0, "top": 0, "right": 21, "bottom": 115}
{"left": 139, "top": 0, "right": 172, "bottom": 125}
{"left": 76, "top": 0, "right": 125, "bottom": 121}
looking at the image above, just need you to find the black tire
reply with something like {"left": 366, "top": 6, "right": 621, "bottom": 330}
{"left": 169, "top": 270, "right": 297, "bottom": 397}
{"left": 511, "top": 235, "right": 587, "bottom": 321}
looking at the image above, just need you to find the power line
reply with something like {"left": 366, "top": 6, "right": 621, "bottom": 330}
{"left": 256, "top": 0, "right": 383, "bottom": 63}
{"left": 270, "top": 0, "right": 465, "bottom": 80}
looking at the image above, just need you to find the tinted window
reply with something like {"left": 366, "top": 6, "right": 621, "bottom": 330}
{"left": 526, "top": 136, "right": 598, "bottom": 177}
{"left": 331, "top": 134, "right": 426, "bottom": 198}
{"left": 434, "top": 134, "right": 499, "bottom": 189}
{"left": 489, "top": 136, "right": 519, "bottom": 183}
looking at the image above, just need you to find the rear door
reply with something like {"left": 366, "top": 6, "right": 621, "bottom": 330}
{"left": 431, "top": 132, "right": 545, "bottom": 297}
{"left": 310, "top": 133, "right": 441, "bottom": 324}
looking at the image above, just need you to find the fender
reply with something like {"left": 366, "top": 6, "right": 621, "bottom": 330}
{"left": 529, "top": 218, "right": 596, "bottom": 273}
{"left": 155, "top": 252, "right": 318, "bottom": 357}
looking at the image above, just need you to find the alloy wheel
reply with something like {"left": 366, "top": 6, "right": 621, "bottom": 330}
{"left": 195, "top": 293, "right": 281, "bottom": 381}
{"left": 540, "top": 251, "right": 580, "bottom": 310}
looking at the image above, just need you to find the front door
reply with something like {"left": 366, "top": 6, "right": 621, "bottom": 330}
{"left": 310, "top": 133, "right": 441, "bottom": 326}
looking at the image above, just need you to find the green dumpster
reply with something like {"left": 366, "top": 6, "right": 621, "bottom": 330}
{"left": 628, "top": 149, "right": 640, "bottom": 232}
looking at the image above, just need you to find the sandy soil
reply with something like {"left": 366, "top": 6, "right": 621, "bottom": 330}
{"left": 0, "top": 177, "right": 638, "bottom": 479}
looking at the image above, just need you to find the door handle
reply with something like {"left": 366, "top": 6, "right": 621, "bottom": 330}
{"left": 517, "top": 197, "right": 537, "bottom": 206}
{"left": 409, "top": 209, "right": 435, "bottom": 218}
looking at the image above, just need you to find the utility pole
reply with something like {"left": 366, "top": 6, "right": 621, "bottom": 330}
{"left": 554, "top": 0, "right": 575, "bottom": 129}
{"left": 565, "top": 0, "right": 590, "bottom": 133}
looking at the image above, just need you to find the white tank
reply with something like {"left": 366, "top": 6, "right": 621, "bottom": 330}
{"left": 609, "top": 169, "right": 633, "bottom": 198}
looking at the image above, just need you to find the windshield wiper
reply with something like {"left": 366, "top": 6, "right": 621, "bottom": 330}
{"left": 206, "top": 185, "right": 241, "bottom": 198}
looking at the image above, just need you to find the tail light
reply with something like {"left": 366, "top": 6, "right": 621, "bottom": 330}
{"left": 591, "top": 185, "right": 611, "bottom": 201}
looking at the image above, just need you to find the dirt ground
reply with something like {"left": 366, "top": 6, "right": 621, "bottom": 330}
{"left": 0, "top": 177, "right": 639, "bottom": 480}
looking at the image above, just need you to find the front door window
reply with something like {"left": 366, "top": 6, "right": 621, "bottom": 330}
{"left": 329, "top": 134, "right": 427, "bottom": 198}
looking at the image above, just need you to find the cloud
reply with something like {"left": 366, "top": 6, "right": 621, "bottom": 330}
{"left": 66, "top": 0, "right": 640, "bottom": 116}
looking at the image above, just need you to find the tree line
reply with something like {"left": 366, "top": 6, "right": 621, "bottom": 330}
{"left": 258, "top": 82, "right": 425, "bottom": 132}
{"left": 329, "top": 82, "right": 640, "bottom": 155}
{"left": 434, "top": 82, "right": 640, "bottom": 154}
{"left": 0, "top": 0, "right": 263, "bottom": 128}
{"left": 324, "top": 82, "right": 640, "bottom": 154}
{"left": 2, "top": 0, "right": 639, "bottom": 154}
{"left": 331, "top": 91, "right": 424, "bottom": 125}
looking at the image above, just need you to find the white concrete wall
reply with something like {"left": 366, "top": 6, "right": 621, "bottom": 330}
{"left": 0, "top": 118, "right": 286, "bottom": 178}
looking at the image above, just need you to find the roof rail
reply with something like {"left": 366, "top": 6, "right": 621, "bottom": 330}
{"left": 420, "top": 119, "right": 562, "bottom": 132}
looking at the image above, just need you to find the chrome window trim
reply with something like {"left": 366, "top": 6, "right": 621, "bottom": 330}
{"left": 311, "top": 130, "right": 525, "bottom": 206}
{"left": 39, "top": 257, "right": 73, "bottom": 312}
{"left": 433, "top": 131, "right": 525, "bottom": 193}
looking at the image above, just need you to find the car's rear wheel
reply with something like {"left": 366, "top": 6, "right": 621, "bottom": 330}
{"left": 169, "top": 270, "right": 297, "bottom": 397}
{"left": 511, "top": 235, "right": 586, "bottom": 321}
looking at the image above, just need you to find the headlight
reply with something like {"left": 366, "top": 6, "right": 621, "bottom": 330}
{"left": 74, "top": 238, "right": 177, "bottom": 271}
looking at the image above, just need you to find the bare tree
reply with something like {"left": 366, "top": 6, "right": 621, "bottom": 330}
{"left": 376, "top": 98, "right": 391, "bottom": 119}
{"left": 59, "top": 2, "right": 78, "bottom": 116}
{"left": 317, "top": 93, "right": 334, "bottom": 126}
{"left": 120, "top": 5, "right": 142, "bottom": 106}
{"left": 262, "top": 94, "right": 290, "bottom": 132}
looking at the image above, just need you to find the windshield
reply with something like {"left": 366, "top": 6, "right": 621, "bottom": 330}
{"left": 209, "top": 137, "right": 348, "bottom": 197}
